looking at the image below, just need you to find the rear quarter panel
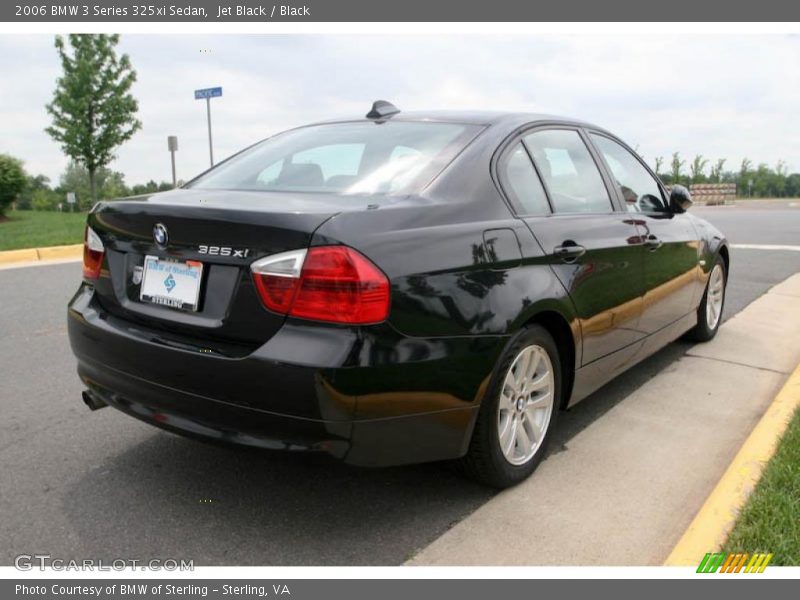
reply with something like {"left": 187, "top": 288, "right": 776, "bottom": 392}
{"left": 312, "top": 189, "right": 581, "bottom": 361}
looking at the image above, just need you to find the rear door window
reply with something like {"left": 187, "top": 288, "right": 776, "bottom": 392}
{"left": 522, "top": 129, "right": 613, "bottom": 214}
{"left": 500, "top": 143, "right": 551, "bottom": 215}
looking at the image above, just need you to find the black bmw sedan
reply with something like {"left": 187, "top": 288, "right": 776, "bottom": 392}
{"left": 68, "top": 102, "right": 728, "bottom": 488}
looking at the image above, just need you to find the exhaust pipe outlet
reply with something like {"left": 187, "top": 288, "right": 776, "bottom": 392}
{"left": 82, "top": 390, "right": 107, "bottom": 411}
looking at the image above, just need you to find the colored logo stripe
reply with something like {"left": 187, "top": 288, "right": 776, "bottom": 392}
{"left": 745, "top": 553, "right": 773, "bottom": 573}
{"left": 697, "top": 552, "right": 725, "bottom": 573}
{"left": 697, "top": 552, "right": 773, "bottom": 573}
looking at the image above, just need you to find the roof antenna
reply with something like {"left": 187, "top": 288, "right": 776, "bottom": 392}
{"left": 366, "top": 100, "right": 400, "bottom": 120}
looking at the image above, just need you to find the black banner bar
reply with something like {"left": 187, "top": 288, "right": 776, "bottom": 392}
{"left": 3, "top": 0, "right": 800, "bottom": 22}
{"left": 4, "top": 579, "right": 799, "bottom": 600}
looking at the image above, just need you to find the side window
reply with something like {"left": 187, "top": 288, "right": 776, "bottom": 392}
{"left": 500, "top": 143, "right": 550, "bottom": 215}
{"left": 522, "top": 129, "right": 613, "bottom": 214}
{"left": 590, "top": 134, "right": 667, "bottom": 213}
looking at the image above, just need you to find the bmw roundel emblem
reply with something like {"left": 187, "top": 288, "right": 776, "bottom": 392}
{"left": 153, "top": 223, "right": 169, "bottom": 248}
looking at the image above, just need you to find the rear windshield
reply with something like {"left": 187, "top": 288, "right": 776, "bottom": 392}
{"left": 186, "top": 121, "right": 482, "bottom": 196}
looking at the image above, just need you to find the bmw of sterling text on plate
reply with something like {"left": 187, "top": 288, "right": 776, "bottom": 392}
{"left": 68, "top": 101, "right": 728, "bottom": 488}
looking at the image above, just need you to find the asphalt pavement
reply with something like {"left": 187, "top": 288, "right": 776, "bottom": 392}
{"left": 1, "top": 200, "right": 799, "bottom": 566}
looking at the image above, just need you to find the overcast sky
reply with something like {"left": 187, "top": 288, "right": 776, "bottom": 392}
{"left": 1, "top": 34, "right": 798, "bottom": 186}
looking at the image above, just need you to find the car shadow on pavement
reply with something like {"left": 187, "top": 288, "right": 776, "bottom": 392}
{"left": 61, "top": 339, "right": 693, "bottom": 566}
{"left": 61, "top": 427, "right": 492, "bottom": 566}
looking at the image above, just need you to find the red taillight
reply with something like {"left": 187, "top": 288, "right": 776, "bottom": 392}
{"left": 253, "top": 269, "right": 298, "bottom": 313}
{"left": 83, "top": 225, "right": 105, "bottom": 279}
{"left": 251, "top": 246, "right": 390, "bottom": 325}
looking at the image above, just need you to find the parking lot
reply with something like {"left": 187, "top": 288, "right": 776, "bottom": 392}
{"left": 1, "top": 200, "right": 799, "bottom": 566}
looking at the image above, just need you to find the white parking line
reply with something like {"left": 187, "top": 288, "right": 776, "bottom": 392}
{"left": 731, "top": 244, "right": 800, "bottom": 252}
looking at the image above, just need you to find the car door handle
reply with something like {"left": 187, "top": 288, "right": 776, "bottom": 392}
{"left": 553, "top": 242, "right": 586, "bottom": 263}
{"left": 644, "top": 235, "right": 663, "bottom": 251}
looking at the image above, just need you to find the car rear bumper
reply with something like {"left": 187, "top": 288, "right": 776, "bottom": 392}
{"left": 68, "top": 284, "right": 505, "bottom": 466}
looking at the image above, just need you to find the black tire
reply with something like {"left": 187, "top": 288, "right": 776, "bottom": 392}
{"left": 459, "top": 324, "right": 562, "bottom": 489}
{"left": 684, "top": 254, "right": 727, "bottom": 343}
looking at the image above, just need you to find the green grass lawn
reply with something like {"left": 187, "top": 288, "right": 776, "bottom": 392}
{"left": 723, "top": 405, "right": 800, "bottom": 565}
{"left": 0, "top": 210, "right": 86, "bottom": 251}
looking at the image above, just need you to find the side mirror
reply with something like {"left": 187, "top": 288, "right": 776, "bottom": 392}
{"left": 669, "top": 185, "right": 693, "bottom": 213}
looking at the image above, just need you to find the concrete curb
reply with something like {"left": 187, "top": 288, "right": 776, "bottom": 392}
{"left": 0, "top": 244, "right": 82, "bottom": 266}
{"left": 663, "top": 360, "right": 800, "bottom": 566}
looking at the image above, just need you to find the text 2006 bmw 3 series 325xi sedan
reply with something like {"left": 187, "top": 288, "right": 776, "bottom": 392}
{"left": 68, "top": 101, "right": 728, "bottom": 488}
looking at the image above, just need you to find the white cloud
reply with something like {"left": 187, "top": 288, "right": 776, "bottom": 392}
{"left": 0, "top": 33, "right": 797, "bottom": 187}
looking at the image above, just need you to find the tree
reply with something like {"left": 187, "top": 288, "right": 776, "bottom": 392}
{"left": 689, "top": 154, "right": 709, "bottom": 183}
{"left": 787, "top": 174, "right": 800, "bottom": 197}
{"left": 739, "top": 158, "right": 753, "bottom": 196}
{"left": 654, "top": 156, "right": 664, "bottom": 177}
{"left": 45, "top": 34, "right": 141, "bottom": 205}
{"left": 709, "top": 159, "right": 726, "bottom": 183}
{"left": 753, "top": 163, "right": 771, "bottom": 197}
{"left": 0, "top": 154, "right": 27, "bottom": 216}
{"left": 16, "top": 174, "right": 52, "bottom": 210}
{"left": 129, "top": 180, "right": 177, "bottom": 196}
{"left": 57, "top": 161, "right": 129, "bottom": 209}
{"left": 670, "top": 152, "right": 685, "bottom": 185}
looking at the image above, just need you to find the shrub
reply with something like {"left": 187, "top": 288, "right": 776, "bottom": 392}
{"left": 0, "top": 154, "right": 27, "bottom": 217}
{"left": 31, "top": 189, "right": 62, "bottom": 211}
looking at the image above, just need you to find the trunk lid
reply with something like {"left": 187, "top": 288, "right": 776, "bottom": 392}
{"left": 87, "top": 188, "right": 355, "bottom": 352}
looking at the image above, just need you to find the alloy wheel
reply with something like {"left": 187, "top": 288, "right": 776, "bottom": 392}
{"left": 496, "top": 344, "right": 555, "bottom": 466}
{"left": 706, "top": 264, "right": 725, "bottom": 330}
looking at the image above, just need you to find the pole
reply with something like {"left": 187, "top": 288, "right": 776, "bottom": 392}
{"left": 206, "top": 97, "right": 214, "bottom": 167}
{"left": 167, "top": 136, "right": 179, "bottom": 187}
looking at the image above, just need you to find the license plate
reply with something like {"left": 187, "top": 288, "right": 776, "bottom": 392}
{"left": 139, "top": 255, "right": 204, "bottom": 312}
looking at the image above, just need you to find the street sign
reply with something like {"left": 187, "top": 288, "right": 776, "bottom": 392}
{"left": 66, "top": 192, "right": 76, "bottom": 204}
{"left": 194, "top": 87, "right": 222, "bottom": 166}
{"left": 194, "top": 87, "right": 222, "bottom": 100}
